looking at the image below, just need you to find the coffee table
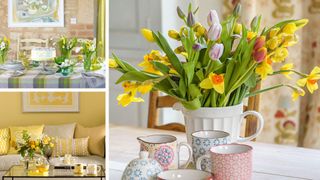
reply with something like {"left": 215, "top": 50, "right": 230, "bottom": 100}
{"left": 2, "top": 165, "right": 106, "bottom": 180}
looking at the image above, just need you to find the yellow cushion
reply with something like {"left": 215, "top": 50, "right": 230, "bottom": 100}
{"left": 0, "top": 128, "right": 10, "bottom": 155}
{"left": 75, "top": 124, "right": 105, "bottom": 157}
{"left": 52, "top": 137, "right": 90, "bottom": 157}
{"left": 9, "top": 125, "right": 44, "bottom": 154}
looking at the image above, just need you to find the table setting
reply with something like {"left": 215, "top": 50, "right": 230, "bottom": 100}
{"left": 108, "top": 1, "right": 316, "bottom": 179}
{"left": 0, "top": 36, "right": 105, "bottom": 88}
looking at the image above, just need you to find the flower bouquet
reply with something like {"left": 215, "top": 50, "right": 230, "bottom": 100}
{"left": 58, "top": 59, "right": 76, "bottom": 76}
{"left": 0, "top": 36, "right": 10, "bottom": 65}
{"left": 55, "top": 36, "right": 78, "bottom": 62}
{"left": 80, "top": 40, "right": 102, "bottom": 71}
{"left": 110, "top": 3, "right": 313, "bottom": 110}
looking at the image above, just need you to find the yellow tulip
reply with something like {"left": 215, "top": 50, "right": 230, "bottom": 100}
{"left": 193, "top": 23, "right": 206, "bottom": 37}
{"left": 122, "top": 81, "right": 138, "bottom": 93}
{"left": 140, "top": 28, "right": 155, "bottom": 42}
{"left": 199, "top": 73, "right": 225, "bottom": 94}
{"left": 117, "top": 91, "right": 144, "bottom": 107}
{"left": 280, "top": 63, "right": 294, "bottom": 79}
{"left": 282, "top": 23, "right": 297, "bottom": 34}
{"left": 292, "top": 87, "right": 305, "bottom": 101}
{"left": 297, "top": 66, "right": 320, "bottom": 94}
{"left": 269, "top": 28, "right": 280, "bottom": 38}
{"left": 168, "top": 30, "right": 181, "bottom": 41}
{"left": 271, "top": 47, "right": 289, "bottom": 62}
{"left": 108, "top": 58, "right": 118, "bottom": 68}
{"left": 247, "top": 31, "right": 257, "bottom": 40}
{"left": 255, "top": 58, "right": 273, "bottom": 80}
{"left": 137, "top": 82, "right": 153, "bottom": 94}
{"left": 139, "top": 56, "right": 163, "bottom": 76}
{"left": 234, "top": 23, "right": 242, "bottom": 34}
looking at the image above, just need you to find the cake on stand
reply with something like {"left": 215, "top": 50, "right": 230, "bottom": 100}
{"left": 31, "top": 47, "right": 56, "bottom": 75}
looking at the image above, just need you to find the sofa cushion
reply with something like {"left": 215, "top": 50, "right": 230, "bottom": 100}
{"left": 9, "top": 125, "right": 44, "bottom": 154}
{"left": 0, "top": 154, "right": 21, "bottom": 171}
{"left": 44, "top": 123, "right": 76, "bottom": 139}
{"left": 52, "top": 137, "right": 90, "bottom": 157}
{"left": 75, "top": 124, "right": 105, "bottom": 157}
{"left": 49, "top": 155, "right": 105, "bottom": 168}
{"left": 0, "top": 128, "right": 9, "bottom": 155}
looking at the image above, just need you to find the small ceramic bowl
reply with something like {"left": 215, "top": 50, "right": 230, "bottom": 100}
{"left": 157, "top": 169, "right": 212, "bottom": 180}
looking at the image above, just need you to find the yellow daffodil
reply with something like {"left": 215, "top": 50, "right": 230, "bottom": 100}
{"left": 297, "top": 67, "right": 320, "bottom": 93}
{"left": 294, "top": 19, "right": 309, "bottom": 29}
{"left": 267, "top": 36, "right": 281, "bottom": 50}
{"left": 109, "top": 58, "right": 118, "bottom": 68}
{"left": 117, "top": 91, "right": 144, "bottom": 107}
{"left": 122, "top": 81, "right": 138, "bottom": 93}
{"left": 282, "top": 23, "right": 297, "bottom": 35}
{"left": 280, "top": 63, "right": 294, "bottom": 79}
{"left": 3, "top": 36, "right": 10, "bottom": 45}
{"left": 255, "top": 58, "right": 273, "bottom": 80}
{"left": 168, "top": 30, "right": 181, "bottom": 41}
{"left": 292, "top": 87, "right": 305, "bottom": 101}
{"left": 281, "top": 34, "right": 298, "bottom": 48}
{"left": 234, "top": 23, "right": 242, "bottom": 35}
{"left": 139, "top": 50, "right": 163, "bottom": 75}
{"left": 199, "top": 73, "right": 225, "bottom": 94}
{"left": 271, "top": 47, "right": 289, "bottom": 62}
{"left": 137, "top": 82, "right": 153, "bottom": 94}
{"left": 141, "top": 28, "right": 155, "bottom": 42}
{"left": 247, "top": 31, "right": 257, "bottom": 40}
{"left": 269, "top": 28, "right": 280, "bottom": 38}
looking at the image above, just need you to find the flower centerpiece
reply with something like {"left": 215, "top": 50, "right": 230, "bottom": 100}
{"left": 0, "top": 36, "right": 10, "bottom": 65}
{"left": 17, "top": 130, "right": 54, "bottom": 170}
{"left": 55, "top": 36, "right": 78, "bottom": 62}
{"left": 109, "top": 4, "right": 312, "bottom": 142}
{"left": 80, "top": 40, "right": 102, "bottom": 71}
{"left": 58, "top": 59, "right": 76, "bottom": 76}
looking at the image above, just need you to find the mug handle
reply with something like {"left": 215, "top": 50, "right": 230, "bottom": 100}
{"left": 196, "top": 154, "right": 211, "bottom": 171}
{"left": 238, "top": 110, "right": 264, "bottom": 142}
{"left": 97, "top": 166, "right": 101, "bottom": 172}
{"left": 177, "top": 142, "right": 193, "bottom": 169}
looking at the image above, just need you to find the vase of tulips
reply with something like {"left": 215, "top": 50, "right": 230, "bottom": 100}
{"left": 0, "top": 36, "right": 10, "bottom": 65}
{"left": 81, "top": 40, "right": 100, "bottom": 71}
{"left": 110, "top": 4, "right": 312, "bottom": 143}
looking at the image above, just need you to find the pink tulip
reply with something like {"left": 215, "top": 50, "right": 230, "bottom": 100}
{"left": 207, "top": 10, "right": 220, "bottom": 26}
{"left": 208, "top": 23, "right": 222, "bottom": 41}
{"left": 209, "top": 43, "right": 224, "bottom": 60}
{"left": 253, "top": 47, "right": 267, "bottom": 63}
{"left": 254, "top": 36, "right": 266, "bottom": 51}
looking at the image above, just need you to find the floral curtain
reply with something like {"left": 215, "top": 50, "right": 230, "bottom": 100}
{"left": 223, "top": 0, "right": 320, "bottom": 148}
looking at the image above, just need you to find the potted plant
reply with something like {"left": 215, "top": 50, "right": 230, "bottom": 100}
{"left": 109, "top": 4, "right": 313, "bottom": 143}
{"left": 0, "top": 36, "right": 10, "bottom": 65}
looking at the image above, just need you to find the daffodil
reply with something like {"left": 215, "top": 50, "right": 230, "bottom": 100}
{"left": 280, "top": 63, "right": 294, "bottom": 79}
{"left": 122, "top": 81, "right": 138, "bottom": 93}
{"left": 282, "top": 23, "right": 297, "bottom": 35}
{"left": 297, "top": 67, "right": 320, "bottom": 93}
{"left": 199, "top": 73, "right": 224, "bottom": 94}
{"left": 281, "top": 34, "right": 297, "bottom": 48}
{"left": 292, "top": 87, "right": 305, "bottom": 101}
{"left": 269, "top": 28, "right": 280, "bottom": 38}
{"left": 267, "top": 36, "right": 281, "bottom": 50}
{"left": 294, "top": 19, "right": 309, "bottom": 29}
{"left": 117, "top": 91, "right": 144, "bottom": 107}
{"left": 138, "top": 82, "right": 153, "bottom": 94}
{"left": 109, "top": 58, "right": 118, "bottom": 68}
{"left": 271, "top": 47, "right": 289, "bottom": 62}
{"left": 247, "top": 31, "right": 257, "bottom": 40}
{"left": 139, "top": 50, "right": 164, "bottom": 75}
{"left": 141, "top": 28, "right": 155, "bottom": 42}
{"left": 255, "top": 58, "right": 273, "bottom": 80}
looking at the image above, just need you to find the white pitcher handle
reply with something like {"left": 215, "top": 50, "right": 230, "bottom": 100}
{"left": 238, "top": 110, "right": 264, "bottom": 142}
{"left": 173, "top": 102, "right": 183, "bottom": 111}
{"left": 196, "top": 154, "right": 211, "bottom": 171}
{"left": 177, "top": 142, "right": 193, "bottom": 169}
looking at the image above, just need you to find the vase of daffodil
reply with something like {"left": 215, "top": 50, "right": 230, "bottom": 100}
{"left": 0, "top": 36, "right": 10, "bottom": 65}
{"left": 110, "top": 4, "right": 313, "bottom": 143}
{"left": 56, "top": 36, "right": 78, "bottom": 60}
{"left": 81, "top": 40, "right": 98, "bottom": 71}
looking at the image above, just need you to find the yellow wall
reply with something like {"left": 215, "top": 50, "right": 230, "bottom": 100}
{"left": 0, "top": 92, "right": 105, "bottom": 128}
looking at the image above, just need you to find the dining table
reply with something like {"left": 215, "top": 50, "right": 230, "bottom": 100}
{"left": 0, "top": 64, "right": 105, "bottom": 88}
{"left": 109, "top": 125, "right": 320, "bottom": 180}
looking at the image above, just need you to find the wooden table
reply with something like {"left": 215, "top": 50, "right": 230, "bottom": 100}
{"left": 110, "top": 125, "right": 320, "bottom": 180}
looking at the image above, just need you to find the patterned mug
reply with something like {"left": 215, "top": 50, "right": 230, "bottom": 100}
{"left": 196, "top": 144, "right": 253, "bottom": 180}
{"left": 137, "top": 134, "right": 192, "bottom": 170}
{"left": 192, "top": 130, "right": 231, "bottom": 172}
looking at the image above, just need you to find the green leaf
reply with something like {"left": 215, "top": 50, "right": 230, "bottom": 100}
{"left": 245, "top": 73, "right": 257, "bottom": 88}
{"left": 151, "top": 61, "right": 170, "bottom": 74}
{"left": 195, "top": 69, "right": 204, "bottom": 81}
{"left": 212, "top": 60, "right": 223, "bottom": 72}
{"left": 112, "top": 53, "right": 137, "bottom": 72}
{"left": 183, "top": 62, "right": 195, "bottom": 85}
{"left": 179, "top": 79, "right": 187, "bottom": 98}
{"left": 116, "top": 71, "right": 159, "bottom": 84}
{"left": 188, "top": 84, "right": 201, "bottom": 99}
{"left": 181, "top": 97, "right": 201, "bottom": 110}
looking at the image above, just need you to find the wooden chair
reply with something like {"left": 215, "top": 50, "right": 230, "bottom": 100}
{"left": 17, "top": 37, "right": 49, "bottom": 58}
{"left": 147, "top": 83, "right": 262, "bottom": 137}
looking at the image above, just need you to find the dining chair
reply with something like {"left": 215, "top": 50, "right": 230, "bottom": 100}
{"left": 17, "top": 37, "right": 49, "bottom": 58}
{"left": 147, "top": 83, "right": 262, "bottom": 137}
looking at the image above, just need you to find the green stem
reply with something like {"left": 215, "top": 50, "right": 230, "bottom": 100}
{"left": 245, "top": 84, "right": 285, "bottom": 98}
{"left": 271, "top": 70, "right": 307, "bottom": 77}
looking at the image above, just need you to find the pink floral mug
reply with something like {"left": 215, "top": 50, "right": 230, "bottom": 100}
{"left": 196, "top": 144, "right": 253, "bottom": 180}
{"left": 138, "top": 134, "right": 192, "bottom": 170}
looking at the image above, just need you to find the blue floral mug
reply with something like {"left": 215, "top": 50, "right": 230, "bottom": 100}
{"left": 192, "top": 130, "right": 231, "bottom": 172}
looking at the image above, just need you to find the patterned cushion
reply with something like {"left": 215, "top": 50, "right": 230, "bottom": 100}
{"left": 44, "top": 123, "right": 76, "bottom": 139}
{"left": 8, "top": 125, "right": 44, "bottom": 154}
{"left": 0, "top": 128, "right": 9, "bottom": 155}
{"left": 52, "top": 138, "right": 90, "bottom": 157}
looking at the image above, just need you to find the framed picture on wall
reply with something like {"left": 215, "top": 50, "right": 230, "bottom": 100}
{"left": 8, "top": 0, "right": 64, "bottom": 27}
{"left": 22, "top": 92, "right": 79, "bottom": 112}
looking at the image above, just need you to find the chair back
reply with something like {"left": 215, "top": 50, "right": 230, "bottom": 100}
{"left": 17, "top": 37, "right": 49, "bottom": 58}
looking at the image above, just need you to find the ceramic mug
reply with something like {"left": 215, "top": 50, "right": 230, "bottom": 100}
{"left": 138, "top": 134, "right": 192, "bottom": 170}
{"left": 192, "top": 130, "right": 231, "bottom": 172}
{"left": 157, "top": 169, "right": 212, "bottom": 180}
{"left": 196, "top": 144, "right": 253, "bottom": 180}
{"left": 87, "top": 164, "right": 101, "bottom": 175}
{"left": 74, "top": 163, "right": 85, "bottom": 175}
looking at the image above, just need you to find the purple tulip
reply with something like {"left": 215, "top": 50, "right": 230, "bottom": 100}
{"left": 187, "top": 12, "right": 195, "bottom": 27}
{"left": 207, "top": 10, "right": 220, "bottom": 26}
{"left": 192, "top": 43, "right": 203, "bottom": 51}
{"left": 207, "top": 23, "right": 222, "bottom": 41}
{"left": 209, "top": 43, "right": 224, "bottom": 60}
